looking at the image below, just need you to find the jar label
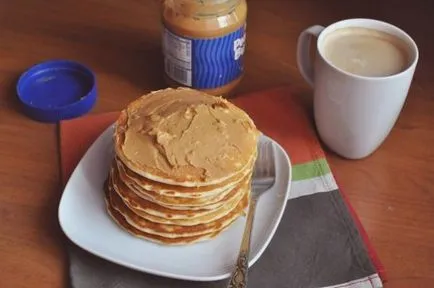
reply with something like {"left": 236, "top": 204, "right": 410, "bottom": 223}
{"left": 163, "top": 25, "right": 246, "bottom": 89}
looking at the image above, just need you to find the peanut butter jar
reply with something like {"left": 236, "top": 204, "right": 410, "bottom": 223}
{"left": 162, "top": 0, "right": 247, "bottom": 96}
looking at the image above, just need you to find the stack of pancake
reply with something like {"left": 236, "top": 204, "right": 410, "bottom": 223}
{"left": 105, "top": 88, "right": 259, "bottom": 245}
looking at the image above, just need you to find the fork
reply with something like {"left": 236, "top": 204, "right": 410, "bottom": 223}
{"left": 227, "top": 140, "right": 276, "bottom": 288}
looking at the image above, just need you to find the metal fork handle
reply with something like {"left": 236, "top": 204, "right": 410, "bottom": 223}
{"left": 227, "top": 196, "right": 258, "bottom": 288}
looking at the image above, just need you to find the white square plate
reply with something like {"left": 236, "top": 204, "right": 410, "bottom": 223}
{"left": 58, "top": 125, "right": 292, "bottom": 281}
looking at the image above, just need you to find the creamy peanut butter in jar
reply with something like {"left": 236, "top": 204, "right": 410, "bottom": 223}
{"left": 162, "top": 0, "right": 247, "bottom": 96}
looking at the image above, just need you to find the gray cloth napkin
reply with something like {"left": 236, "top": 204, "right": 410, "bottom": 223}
{"left": 69, "top": 190, "right": 381, "bottom": 288}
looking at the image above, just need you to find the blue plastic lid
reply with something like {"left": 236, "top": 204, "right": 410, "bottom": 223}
{"left": 17, "top": 60, "right": 97, "bottom": 122}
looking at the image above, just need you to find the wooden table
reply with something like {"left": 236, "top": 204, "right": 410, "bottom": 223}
{"left": 0, "top": 1, "right": 433, "bottom": 287}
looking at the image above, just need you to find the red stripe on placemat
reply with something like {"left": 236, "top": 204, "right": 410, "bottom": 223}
{"left": 232, "top": 87, "right": 326, "bottom": 165}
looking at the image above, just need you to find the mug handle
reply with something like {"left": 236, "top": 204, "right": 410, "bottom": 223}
{"left": 296, "top": 25, "right": 325, "bottom": 87}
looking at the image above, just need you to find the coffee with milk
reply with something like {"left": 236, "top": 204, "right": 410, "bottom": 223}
{"left": 322, "top": 27, "right": 410, "bottom": 77}
{"left": 297, "top": 19, "right": 418, "bottom": 159}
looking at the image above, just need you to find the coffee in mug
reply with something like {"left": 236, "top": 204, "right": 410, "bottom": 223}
{"left": 323, "top": 27, "right": 410, "bottom": 77}
{"left": 296, "top": 19, "right": 418, "bottom": 159}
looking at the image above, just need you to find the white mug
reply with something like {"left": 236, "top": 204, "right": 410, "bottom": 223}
{"left": 297, "top": 19, "right": 419, "bottom": 159}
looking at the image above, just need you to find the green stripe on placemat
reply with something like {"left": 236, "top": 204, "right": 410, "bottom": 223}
{"left": 292, "top": 158, "right": 330, "bottom": 181}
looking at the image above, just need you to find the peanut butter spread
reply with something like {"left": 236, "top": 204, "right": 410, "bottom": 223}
{"left": 115, "top": 88, "right": 259, "bottom": 185}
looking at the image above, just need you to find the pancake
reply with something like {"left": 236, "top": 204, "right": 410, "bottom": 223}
{"left": 115, "top": 155, "right": 255, "bottom": 198}
{"left": 110, "top": 174, "right": 248, "bottom": 226}
{"left": 107, "top": 176, "right": 217, "bottom": 219}
{"left": 114, "top": 87, "right": 259, "bottom": 187}
{"left": 111, "top": 167, "right": 249, "bottom": 214}
{"left": 114, "top": 163, "right": 250, "bottom": 209}
{"left": 105, "top": 189, "right": 225, "bottom": 245}
{"left": 126, "top": 195, "right": 244, "bottom": 226}
{"left": 108, "top": 183, "right": 249, "bottom": 238}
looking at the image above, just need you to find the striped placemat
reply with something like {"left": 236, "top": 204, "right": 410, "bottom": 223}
{"left": 60, "top": 87, "right": 385, "bottom": 288}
